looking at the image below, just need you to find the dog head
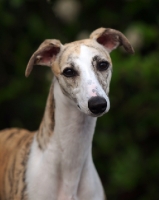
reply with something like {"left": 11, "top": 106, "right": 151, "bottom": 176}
{"left": 26, "top": 28, "right": 134, "bottom": 117}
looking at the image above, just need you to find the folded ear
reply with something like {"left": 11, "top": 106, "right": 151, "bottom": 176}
{"left": 25, "top": 39, "right": 62, "bottom": 77}
{"left": 90, "top": 27, "right": 134, "bottom": 54}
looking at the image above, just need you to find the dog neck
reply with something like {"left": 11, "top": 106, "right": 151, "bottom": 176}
{"left": 52, "top": 78, "right": 97, "bottom": 198}
{"left": 29, "top": 77, "right": 98, "bottom": 199}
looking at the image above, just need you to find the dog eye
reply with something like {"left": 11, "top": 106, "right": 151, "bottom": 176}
{"left": 97, "top": 61, "right": 110, "bottom": 71}
{"left": 62, "top": 68, "right": 77, "bottom": 77}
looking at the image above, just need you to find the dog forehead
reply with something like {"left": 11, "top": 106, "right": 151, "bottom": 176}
{"left": 58, "top": 39, "right": 111, "bottom": 67}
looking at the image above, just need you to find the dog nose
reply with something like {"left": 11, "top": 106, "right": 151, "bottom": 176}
{"left": 88, "top": 97, "right": 107, "bottom": 114}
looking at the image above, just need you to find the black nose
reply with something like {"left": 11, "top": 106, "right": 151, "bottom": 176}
{"left": 88, "top": 97, "right": 107, "bottom": 114}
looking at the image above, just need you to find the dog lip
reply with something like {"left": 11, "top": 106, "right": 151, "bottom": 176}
{"left": 88, "top": 111, "right": 106, "bottom": 118}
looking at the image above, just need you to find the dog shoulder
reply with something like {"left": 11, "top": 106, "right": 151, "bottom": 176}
{"left": 0, "top": 128, "right": 35, "bottom": 199}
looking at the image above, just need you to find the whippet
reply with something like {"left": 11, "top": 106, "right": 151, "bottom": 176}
{"left": 0, "top": 27, "right": 134, "bottom": 200}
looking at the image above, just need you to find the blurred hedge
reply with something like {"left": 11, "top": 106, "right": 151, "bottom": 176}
{"left": 0, "top": 0, "right": 159, "bottom": 199}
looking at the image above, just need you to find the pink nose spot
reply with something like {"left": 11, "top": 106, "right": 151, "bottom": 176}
{"left": 88, "top": 84, "right": 97, "bottom": 97}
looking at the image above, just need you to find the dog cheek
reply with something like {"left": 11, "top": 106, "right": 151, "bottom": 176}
{"left": 97, "top": 72, "right": 110, "bottom": 95}
{"left": 105, "top": 73, "right": 112, "bottom": 94}
{"left": 75, "top": 87, "right": 88, "bottom": 109}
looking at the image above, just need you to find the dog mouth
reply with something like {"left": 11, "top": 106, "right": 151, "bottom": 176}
{"left": 89, "top": 110, "right": 107, "bottom": 117}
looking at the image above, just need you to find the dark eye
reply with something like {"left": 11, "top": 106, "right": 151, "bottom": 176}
{"left": 97, "top": 61, "right": 110, "bottom": 71}
{"left": 62, "top": 68, "right": 77, "bottom": 77}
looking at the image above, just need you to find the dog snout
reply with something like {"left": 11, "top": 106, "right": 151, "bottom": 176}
{"left": 88, "top": 96, "right": 107, "bottom": 114}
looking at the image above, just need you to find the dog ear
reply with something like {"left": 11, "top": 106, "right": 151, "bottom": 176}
{"left": 90, "top": 27, "right": 134, "bottom": 54}
{"left": 25, "top": 39, "right": 62, "bottom": 77}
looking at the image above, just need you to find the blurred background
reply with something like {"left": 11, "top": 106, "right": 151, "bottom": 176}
{"left": 0, "top": 0, "right": 159, "bottom": 199}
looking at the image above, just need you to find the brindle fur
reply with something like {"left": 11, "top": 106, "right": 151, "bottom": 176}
{"left": 0, "top": 129, "right": 34, "bottom": 199}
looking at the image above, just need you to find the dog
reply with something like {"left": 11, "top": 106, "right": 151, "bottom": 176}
{"left": 0, "top": 27, "right": 134, "bottom": 200}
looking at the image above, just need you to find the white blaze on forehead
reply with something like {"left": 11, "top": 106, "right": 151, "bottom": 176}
{"left": 78, "top": 45, "right": 96, "bottom": 96}
{"left": 76, "top": 45, "right": 95, "bottom": 77}
{"left": 76, "top": 45, "right": 103, "bottom": 98}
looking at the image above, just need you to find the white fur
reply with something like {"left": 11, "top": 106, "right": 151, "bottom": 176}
{"left": 26, "top": 79, "right": 105, "bottom": 200}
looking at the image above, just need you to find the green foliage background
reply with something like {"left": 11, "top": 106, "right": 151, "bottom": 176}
{"left": 0, "top": 0, "right": 159, "bottom": 199}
